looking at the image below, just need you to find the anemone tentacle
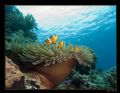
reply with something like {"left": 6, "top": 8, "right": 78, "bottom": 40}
{"left": 12, "top": 42, "right": 96, "bottom": 68}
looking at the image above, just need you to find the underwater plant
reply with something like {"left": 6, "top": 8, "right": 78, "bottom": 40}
{"left": 11, "top": 42, "right": 96, "bottom": 87}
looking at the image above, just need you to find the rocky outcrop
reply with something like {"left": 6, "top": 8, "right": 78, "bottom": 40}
{"left": 5, "top": 56, "right": 24, "bottom": 89}
{"left": 5, "top": 56, "right": 54, "bottom": 89}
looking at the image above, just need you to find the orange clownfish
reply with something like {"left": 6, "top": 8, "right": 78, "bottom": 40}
{"left": 44, "top": 35, "right": 58, "bottom": 46}
{"left": 57, "top": 41, "right": 64, "bottom": 48}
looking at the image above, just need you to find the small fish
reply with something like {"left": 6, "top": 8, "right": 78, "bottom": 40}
{"left": 44, "top": 35, "right": 58, "bottom": 46}
{"left": 57, "top": 41, "right": 64, "bottom": 48}
{"left": 44, "top": 39, "right": 51, "bottom": 46}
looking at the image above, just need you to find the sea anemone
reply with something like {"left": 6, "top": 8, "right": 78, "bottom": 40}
{"left": 76, "top": 45, "right": 96, "bottom": 67}
{"left": 11, "top": 42, "right": 96, "bottom": 87}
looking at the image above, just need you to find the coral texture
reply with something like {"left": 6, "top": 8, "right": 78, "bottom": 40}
{"left": 5, "top": 56, "right": 55, "bottom": 89}
{"left": 56, "top": 66, "right": 117, "bottom": 91}
{"left": 5, "top": 56, "right": 24, "bottom": 89}
{"left": 24, "top": 72, "right": 53, "bottom": 89}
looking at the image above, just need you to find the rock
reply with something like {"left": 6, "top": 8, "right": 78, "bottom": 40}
{"left": 5, "top": 56, "right": 24, "bottom": 89}
{"left": 24, "top": 72, "right": 54, "bottom": 89}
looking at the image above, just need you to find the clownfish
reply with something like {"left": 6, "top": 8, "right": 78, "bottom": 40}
{"left": 57, "top": 41, "right": 64, "bottom": 48}
{"left": 44, "top": 35, "right": 58, "bottom": 46}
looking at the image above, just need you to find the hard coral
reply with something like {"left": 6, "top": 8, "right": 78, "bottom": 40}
{"left": 103, "top": 66, "right": 117, "bottom": 91}
{"left": 57, "top": 66, "right": 117, "bottom": 91}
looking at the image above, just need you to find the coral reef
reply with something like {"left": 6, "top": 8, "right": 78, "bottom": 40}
{"left": 24, "top": 72, "right": 53, "bottom": 89}
{"left": 56, "top": 66, "right": 117, "bottom": 91}
{"left": 5, "top": 5, "right": 38, "bottom": 58}
{"left": 5, "top": 5, "right": 116, "bottom": 90}
{"left": 5, "top": 56, "right": 24, "bottom": 89}
{"left": 6, "top": 30, "right": 36, "bottom": 52}
{"left": 5, "top": 42, "right": 116, "bottom": 90}
{"left": 5, "top": 6, "right": 38, "bottom": 39}
{"left": 5, "top": 56, "right": 56, "bottom": 89}
{"left": 6, "top": 55, "right": 116, "bottom": 90}
{"left": 102, "top": 66, "right": 117, "bottom": 91}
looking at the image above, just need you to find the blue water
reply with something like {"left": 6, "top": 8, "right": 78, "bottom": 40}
{"left": 33, "top": 6, "right": 116, "bottom": 70}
